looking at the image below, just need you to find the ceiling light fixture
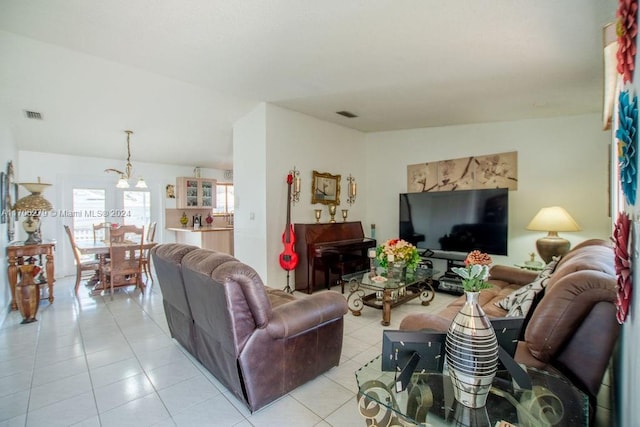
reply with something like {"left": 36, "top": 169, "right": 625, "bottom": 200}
{"left": 104, "top": 130, "right": 147, "bottom": 189}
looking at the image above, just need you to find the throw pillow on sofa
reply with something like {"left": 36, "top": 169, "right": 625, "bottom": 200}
{"left": 495, "top": 257, "right": 561, "bottom": 316}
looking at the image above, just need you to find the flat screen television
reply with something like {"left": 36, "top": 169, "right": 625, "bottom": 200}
{"left": 399, "top": 188, "right": 508, "bottom": 256}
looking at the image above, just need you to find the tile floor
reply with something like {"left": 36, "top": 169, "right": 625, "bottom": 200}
{"left": 0, "top": 274, "right": 456, "bottom": 426}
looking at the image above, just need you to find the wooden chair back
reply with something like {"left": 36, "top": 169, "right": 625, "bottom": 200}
{"left": 93, "top": 223, "right": 112, "bottom": 243}
{"left": 107, "top": 225, "right": 145, "bottom": 292}
{"left": 64, "top": 225, "right": 83, "bottom": 264}
{"left": 147, "top": 221, "right": 157, "bottom": 242}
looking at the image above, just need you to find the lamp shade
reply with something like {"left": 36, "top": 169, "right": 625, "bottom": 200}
{"left": 526, "top": 207, "right": 581, "bottom": 232}
{"left": 14, "top": 179, "right": 53, "bottom": 212}
{"left": 527, "top": 206, "right": 580, "bottom": 263}
{"left": 13, "top": 194, "right": 53, "bottom": 212}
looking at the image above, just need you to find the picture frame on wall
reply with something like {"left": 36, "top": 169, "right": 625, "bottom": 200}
{"left": 0, "top": 171, "right": 6, "bottom": 224}
{"left": 5, "top": 161, "right": 16, "bottom": 241}
{"left": 12, "top": 182, "right": 18, "bottom": 221}
{"left": 311, "top": 170, "right": 341, "bottom": 205}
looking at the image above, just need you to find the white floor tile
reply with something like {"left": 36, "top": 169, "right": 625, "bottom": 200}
{"left": 25, "top": 391, "right": 98, "bottom": 427}
{"left": 31, "top": 354, "right": 88, "bottom": 387}
{"left": 28, "top": 371, "right": 92, "bottom": 411}
{"left": 246, "top": 395, "right": 322, "bottom": 427}
{"left": 93, "top": 373, "right": 155, "bottom": 413}
{"left": 0, "top": 390, "right": 29, "bottom": 423}
{"left": 0, "top": 274, "right": 450, "bottom": 426}
{"left": 145, "top": 358, "right": 200, "bottom": 391}
{"left": 99, "top": 393, "right": 171, "bottom": 426}
{"left": 289, "top": 375, "right": 355, "bottom": 419}
{"left": 89, "top": 357, "right": 143, "bottom": 388}
{"left": 157, "top": 375, "right": 222, "bottom": 416}
{"left": 169, "top": 394, "right": 245, "bottom": 427}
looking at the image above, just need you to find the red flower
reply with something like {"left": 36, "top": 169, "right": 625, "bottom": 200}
{"left": 464, "top": 250, "right": 492, "bottom": 267}
{"left": 612, "top": 211, "right": 632, "bottom": 323}
{"left": 617, "top": 0, "right": 639, "bottom": 83}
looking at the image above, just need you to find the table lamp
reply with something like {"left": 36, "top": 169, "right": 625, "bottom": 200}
{"left": 526, "top": 206, "right": 581, "bottom": 263}
{"left": 13, "top": 178, "right": 53, "bottom": 245}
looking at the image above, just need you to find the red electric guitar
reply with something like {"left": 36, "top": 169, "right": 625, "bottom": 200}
{"left": 279, "top": 174, "right": 299, "bottom": 274}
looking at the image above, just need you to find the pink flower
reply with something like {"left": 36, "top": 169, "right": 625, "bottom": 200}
{"left": 617, "top": 0, "right": 639, "bottom": 83}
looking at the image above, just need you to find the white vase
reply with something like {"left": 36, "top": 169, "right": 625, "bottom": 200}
{"left": 445, "top": 291, "right": 498, "bottom": 408}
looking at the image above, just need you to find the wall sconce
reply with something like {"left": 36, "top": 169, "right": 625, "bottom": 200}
{"left": 347, "top": 174, "right": 357, "bottom": 205}
{"left": 290, "top": 166, "right": 301, "bottom": 204}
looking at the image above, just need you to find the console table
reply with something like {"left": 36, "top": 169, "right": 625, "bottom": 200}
{"left": 7, "top": 241, "right": 56, "bottom": 310}
{"left": 356, "top": 355, "right": 588, "bottom": 426}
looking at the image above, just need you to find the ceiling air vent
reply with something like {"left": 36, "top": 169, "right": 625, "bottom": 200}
{"left": 24, "top": 110, "right": 43, "bottom": 120}
{"left": 336, "top": 110, "right": 358, "bottom": 118}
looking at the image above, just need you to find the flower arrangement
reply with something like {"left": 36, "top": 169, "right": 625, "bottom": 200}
{"left": 376, "top": 238, "right": 421, "bottom": 271}
{"left": 451, "top": 250, "right": 493, "bottom": 292}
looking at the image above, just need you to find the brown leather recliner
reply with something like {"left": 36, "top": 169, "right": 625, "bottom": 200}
{"left": 152, "top": 244, "right": 348, "bottom": 412}
{"left": 151, "top": 243, "right": 200, "bottom": 356}
{"left": 399, "top": 239, "right": 620, "bottom": 415}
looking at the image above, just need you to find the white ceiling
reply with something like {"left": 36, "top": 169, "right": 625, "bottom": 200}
{"left": 0, "top": 0, "right": 617, "bottom": 169}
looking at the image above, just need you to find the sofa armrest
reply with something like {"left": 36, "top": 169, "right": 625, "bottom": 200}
{"left": 488, "top": 265, "right": 538, "bottom": 286}
{"left": 399, "top": 313, "right": 453, "bottom": 332}
{"left": 266, "top": 292, "right": 347, "bottom": 339}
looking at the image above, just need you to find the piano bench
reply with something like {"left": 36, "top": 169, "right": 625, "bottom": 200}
{"left": 331, "top": 254, "right": 368, "bottom": 293}
{"left": 312, "top": 251, "right": 366, "bottom": 294}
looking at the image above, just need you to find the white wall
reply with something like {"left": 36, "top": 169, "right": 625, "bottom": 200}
{"left": 618, "top": 8, "right": 640, "bottom": 425}
{"left": 234, "top": 106, "right": 611, "bottom": 289}
{"left": 264, "top": 104, "right": 366, "bottom": 288}
{"left": 233, "top": 103, "right": 366, "bottom": 286}
{"left": 17, "top": 150, "right": 227, "bottom": 278}
{"left": 232, "top": 103, "right": 268, "bottom": 277}
{"left": 364, "top": 113, "right": 611, "bottom": 270}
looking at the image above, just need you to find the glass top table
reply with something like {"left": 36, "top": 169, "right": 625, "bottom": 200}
{"left": 355, "top": 355, "right": 589, "bottom": 426}
{"left": 342, "top": 267, "right": 437, "bottom": 326}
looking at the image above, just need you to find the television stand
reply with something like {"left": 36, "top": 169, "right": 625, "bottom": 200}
{"left": 436, "top": 276, "right": 464, "bottom": 295}
{"left": 420, "top": 251, "right": 466, "bottom": 295}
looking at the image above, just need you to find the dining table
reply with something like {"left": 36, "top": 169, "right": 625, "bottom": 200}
{"left": 76, "top": 240, "right": 157, "bottom": 295}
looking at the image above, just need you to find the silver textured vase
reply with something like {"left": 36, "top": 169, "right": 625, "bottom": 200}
{"left": 445, "top": 291, "right": 498, "bottom": 408}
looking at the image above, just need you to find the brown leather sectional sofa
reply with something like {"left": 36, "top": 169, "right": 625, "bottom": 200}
{"left": 400, "top": 239, "right": 620, "bottom": 417}
{"left": 151, "top": 243, "right": 348, "bottom": 412}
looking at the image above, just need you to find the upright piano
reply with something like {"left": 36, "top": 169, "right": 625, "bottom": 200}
{"left": 294, "top": 221, "right": 376, "bottom": 293}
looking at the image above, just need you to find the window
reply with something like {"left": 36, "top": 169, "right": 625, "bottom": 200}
{"left": 123, "top": 190, "right": 151, "bottom": 228}
{"left": 214, "top": 183, "right": 234, "bottom": 214}
{"left": 72, "top": 188, "right": 106, "bottom": 243}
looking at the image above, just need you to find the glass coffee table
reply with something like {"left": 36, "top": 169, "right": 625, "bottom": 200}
{"left": 355, "top": 355, "right": 589, "bottom": 426}
{"left": 342, "top": 268, "right": 436, "bottom": 326}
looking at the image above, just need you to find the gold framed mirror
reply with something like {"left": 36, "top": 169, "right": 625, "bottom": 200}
{"left": 311, "top": 170, "right": 341, "bottom": 205}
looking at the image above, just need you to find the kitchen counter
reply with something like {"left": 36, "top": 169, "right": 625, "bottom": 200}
{"left": 167, "top": 226, "right": 234, "bottom": 255}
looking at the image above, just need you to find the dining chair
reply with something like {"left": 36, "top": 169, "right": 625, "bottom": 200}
{"left": 103, "top": 224, "right": 145, "bottom": 297}
{"left": 64, "top": 225, "right": 100, "bottom": 294}
{"left": 141, "top": 222, "right": 157, "bottom": 283}
{"left": 93, "top": 222, "right": 112, "bottom": 243}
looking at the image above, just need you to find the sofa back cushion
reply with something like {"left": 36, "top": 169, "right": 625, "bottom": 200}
{"left": 524, "top": 240, "right": 616, "bottom": 363}
{"left": 545, "top": 239, "right": 615, "bottom": 292}
{"left": 181, "top": 249, "right": 272, "bottom": 356}
{"left": 151, "top": 244, "right": 199, "bottom": 317}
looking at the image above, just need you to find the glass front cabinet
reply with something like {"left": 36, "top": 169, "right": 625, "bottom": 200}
{"left": 176, "top": 177, "right": 217, "bottom": 209}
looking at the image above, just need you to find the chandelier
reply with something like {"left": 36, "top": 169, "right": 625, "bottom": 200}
{"left": 104, "top": 130, "right": 147, "bottom": 188}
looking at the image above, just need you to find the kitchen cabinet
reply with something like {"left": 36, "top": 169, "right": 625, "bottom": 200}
{"left": 176, "top": 177, "right": 216, "bottom": 209}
